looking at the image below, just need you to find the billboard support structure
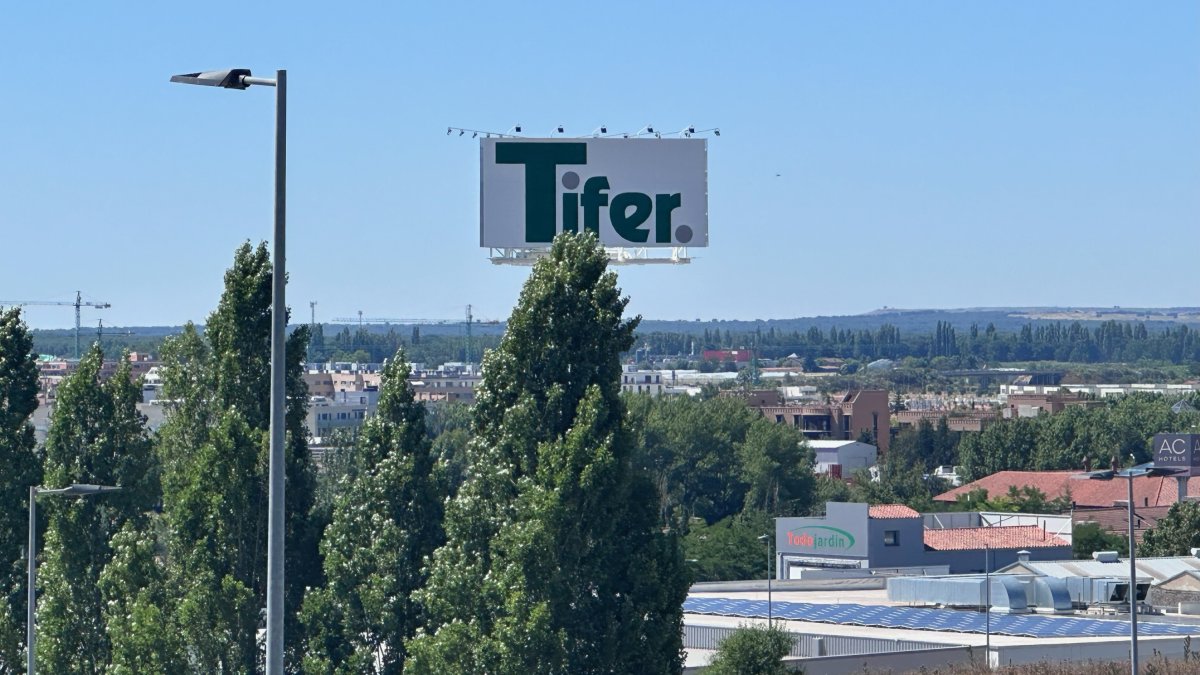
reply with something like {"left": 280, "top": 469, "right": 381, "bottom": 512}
{"left": 488, "top": 246, "right": 692, "bottom": 266}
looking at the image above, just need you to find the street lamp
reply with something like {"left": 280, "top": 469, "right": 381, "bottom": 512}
{"left": 170, "top": 67, "right": 287, "bottom": 675}
{"left": 1076, "top": 461, "right": 1186, "bottom": 675}
{"left": 27, "top": 484, "right": 122, "bottom": 675}
{"left": 758, "top": 534, "right": 773, "bottom": 623}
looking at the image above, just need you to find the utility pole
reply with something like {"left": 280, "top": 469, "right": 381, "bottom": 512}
{"left": 308, "top": 301, "right": 317, "bottom": 363}
{"left": 466, "top": 304, "right": 473, "bottom": 365}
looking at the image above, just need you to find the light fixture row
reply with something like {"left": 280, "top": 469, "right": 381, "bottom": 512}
{"left": 445, "top": 124, "right": 720, "bottom": 139}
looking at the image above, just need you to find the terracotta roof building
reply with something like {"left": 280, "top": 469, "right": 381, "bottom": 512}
{"left": 868, "top": 504, "right": 920, "bottom": 519}
{"left": 923, "top": 525, "right": 1069, "bottom": 551}
{"left": 1073, "top": 505, "right": 1172, "bottom": 544}
{"left": 775, "top": 502, "right": 1071, "bottom": 577}
{"left": 935, "top": 470, "right": 1200, "bottom": 509}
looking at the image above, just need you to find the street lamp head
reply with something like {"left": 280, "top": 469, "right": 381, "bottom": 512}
{"left": 758, "top": 534, "right": 770, "bottom": 543}
{"left": 170, "top": 69, "right": 253, "bottom": 90}
{"left": 50, "top": 484, "right": 123, "bottom": 497}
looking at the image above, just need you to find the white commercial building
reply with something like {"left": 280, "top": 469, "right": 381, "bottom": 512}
{"left": 810, "top": 440, "right": 877, "bottom": 477}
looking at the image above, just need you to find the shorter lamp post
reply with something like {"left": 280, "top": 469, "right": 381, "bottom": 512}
{"left": 1075, "top": 461, "right": 1185, "bottom": 675}
{"left": 27, "top": 484, "right": 122, "bottom": 675}
{"left": 758, "top": 534, "right": 773, "bottom": 623}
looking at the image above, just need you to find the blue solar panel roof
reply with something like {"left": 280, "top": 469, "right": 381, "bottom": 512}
{"left": 683, "top": 597, "right": 1200, "bottom": 639}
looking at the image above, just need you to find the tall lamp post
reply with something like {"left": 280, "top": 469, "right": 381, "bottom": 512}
{"left": 1077, "top": 461, "right": 1185, "bottom": 675}
{"left": 758, "top": 534, "right": 773, "bottom": 623}
{"left": 27, "top": 484, "right": 122, "bottom": 675}
{"left": 170, "top": 67, "right": 287, "bottom": 675}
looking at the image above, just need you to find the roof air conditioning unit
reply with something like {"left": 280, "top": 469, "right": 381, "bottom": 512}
{"left": 1093, "top": 551, "right": 1120, "bottom": 563}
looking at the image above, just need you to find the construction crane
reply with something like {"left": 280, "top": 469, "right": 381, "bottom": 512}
{"left": 331, "top": 305, "right": 499, "bottom": 364}
{"left": 95, "top": 319, "right": 135, "bottom": 352}
{"left": 0, "top": 291, "right": 111, "bottom": 358}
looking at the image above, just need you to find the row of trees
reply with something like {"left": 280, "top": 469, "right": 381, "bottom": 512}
{"left": 640, "top": 319, "right": 1200, "bottom": 365}
{"left": 957, "top": 393, "right": 1200, "bottom": 482}
{"left": 0, "top": 234, "right": 689, "bottom": 673}
{"left": 308, "top": 325, "right": 501, "bottom": 366}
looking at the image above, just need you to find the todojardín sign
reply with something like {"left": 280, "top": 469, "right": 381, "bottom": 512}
{"left": 480, "top": 138, "right": 708, "bottom": 249}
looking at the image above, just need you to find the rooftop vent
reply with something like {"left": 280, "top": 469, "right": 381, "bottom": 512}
{"left": 1017, "top": 550, "right": 1031, "bottom": 563}
{"left": 1191, "top": 548, "right": 1200, "bottom": 558}
{"left": 1093, "top": 551, "right": 1120, "bottom": 563}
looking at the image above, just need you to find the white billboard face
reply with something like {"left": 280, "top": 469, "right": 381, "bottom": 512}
{"left": 480, "top": 138, "right": 708, "bottom": 248}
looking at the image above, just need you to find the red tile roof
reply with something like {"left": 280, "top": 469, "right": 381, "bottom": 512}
{"left": 923, "top": 525, "right": 1069, "bottom": 551}
{"left": 869, "top": 504, "right": 920, "bottom": 519}
{"left": 1075, "top": 506, "right": 1172, "bottom": 544}
{"left": 934, "top": 471, "right": 1200, "bottom": 509}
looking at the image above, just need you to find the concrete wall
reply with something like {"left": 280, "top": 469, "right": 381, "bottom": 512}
{"left": 868, "top": 516, "right": 928, "bottom": 568}
{"left": 990, "top": 635, "right": 1194, "bottom": 668}
{"left": 787, "top": 647, "right": 974, "bottom": 675}
{"left": 923, "top": 545, "right": 1072, "bottom": 574}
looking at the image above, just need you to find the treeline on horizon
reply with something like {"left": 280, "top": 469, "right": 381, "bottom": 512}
{"left": 29, "top": 325, "right": 504, "bottom": 367}
{"left": 30, "top": 316, "right": 1200, "bottom": 367}
{"left": 639, "top": 320, "right": 1200, "bottom": 365}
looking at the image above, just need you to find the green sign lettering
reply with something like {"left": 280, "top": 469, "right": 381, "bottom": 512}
{"left": 496, "top": 141, "right": 685, "bottom": 244}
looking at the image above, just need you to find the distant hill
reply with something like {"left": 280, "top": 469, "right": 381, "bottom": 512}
{"left": 27, "top": 307, "right": 1200, "bottom": 347}
{"left": 636, "top": 307, "right": 1200, "bottom": 336}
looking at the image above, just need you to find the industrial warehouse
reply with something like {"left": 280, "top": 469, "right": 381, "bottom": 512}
{"left": 683, "top": 549, "right": 1200, "bottom": 673}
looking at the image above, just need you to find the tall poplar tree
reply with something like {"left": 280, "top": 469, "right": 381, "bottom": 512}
{"left": 35, "top": 346, "right": 156, "bottom": 674}
{"left": 156, "top": 241, "right": 319, "bottom": 670}
{"left": 407, "top": 233, "right": 688, "bottom": 674}
{"left": 0, "top": 308, "right": 41, "bottom": 671}
{"left": 301, "top": 352, "right": 443, "bottom": 674}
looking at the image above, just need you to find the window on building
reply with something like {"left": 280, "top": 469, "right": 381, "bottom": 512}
{"left": 884, "top": 530, "right": 899, "bottom": 546}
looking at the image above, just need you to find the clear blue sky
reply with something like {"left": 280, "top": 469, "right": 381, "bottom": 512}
{"left": 2, "top": 2, "right": 1197, "bottom": 329}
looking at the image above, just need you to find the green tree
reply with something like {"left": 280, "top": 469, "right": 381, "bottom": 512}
{"left": 736, "top": 420, "right": 814, "bottom": 516}
{"left": 1072, "top": 522, "right": 1128, "bottom": 559}
{"left": 407, "top": 233, "right": 688, "bottom": 675}
{"left": 627, "top": 394, "right": 759, "bottom": 528}
{"left": 155, "top": 242, "right": 319, "bottom": 670}
{"left": 425, "top": 401, "right": 474, "bottom": 497}
{"left": 704, "top": 623, "right": 794, "bottom": 675}
{"left": 0, "top": 308, "right": 42, "bottom": 670}
{"left": 1141, "top": 501, "right": 1200, "bottom": 557}
{"left": 683, "top": 511, "right": 772, "bottom": 582}
{"left": 810, "top": 475, "right": 852, "bottom": 514}
{"left": 99, "top": 522, "right": 184, "bottom": 674}
{"left": 302, "top": 352, "right": 443, "bottom": 674}
{"left": 36, "top": 346, "right": 156, "bottom": 674}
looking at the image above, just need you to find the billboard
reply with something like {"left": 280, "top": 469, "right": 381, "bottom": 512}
{"left": 1153, "top": 433, "right": 1200, "bottom": 476}
{"left": 480, "top": 138, "right": 708, "bottom": 249}
{"left": 776, "top": 512, "right": 869, "bottom": 558}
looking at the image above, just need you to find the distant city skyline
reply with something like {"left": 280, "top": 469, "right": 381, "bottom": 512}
{"left": 3, "top": 2, "right": 1197, "bottom": 330}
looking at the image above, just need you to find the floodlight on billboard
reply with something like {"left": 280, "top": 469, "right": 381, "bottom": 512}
{"left": 480, "top": 138, "right": 708, "bottom": 249}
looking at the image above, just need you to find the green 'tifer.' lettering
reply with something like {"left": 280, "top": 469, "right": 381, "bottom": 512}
{"left": 496, "top": 141, "right": 683, "bottom": 244}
